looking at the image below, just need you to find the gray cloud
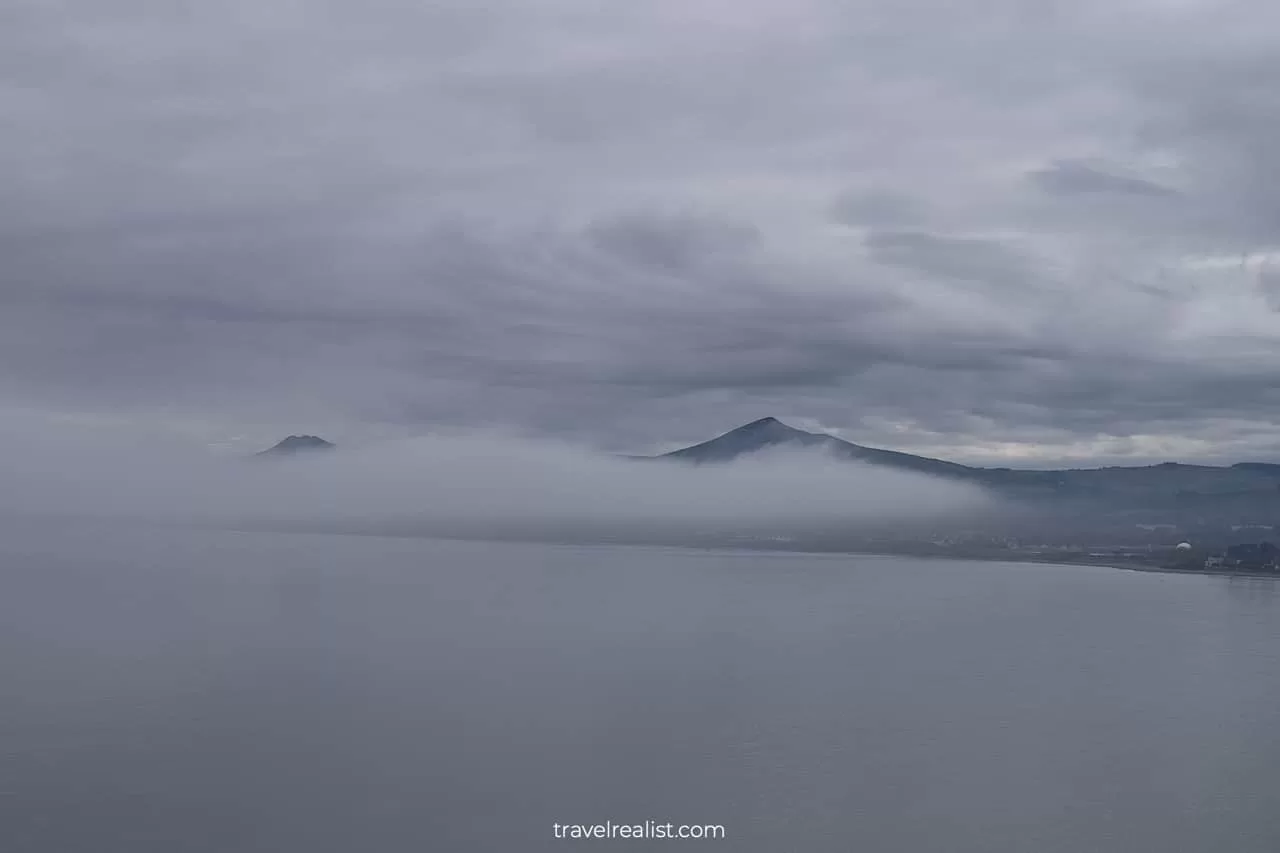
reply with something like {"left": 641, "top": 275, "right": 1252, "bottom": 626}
{"left": 830, "top": 190, "right": 930, "bottom": 229}
{"left": 4, "top": 0, "right": 1280, "bottom": 466}
{"left": 861, "top": 230, "right": 1041, "bottom": 291}
{"left": 587, "top": 212, "right": 761, "bottom": 272}
{"left": 1029, "top": 160, "right": 1178, "bottom": 198}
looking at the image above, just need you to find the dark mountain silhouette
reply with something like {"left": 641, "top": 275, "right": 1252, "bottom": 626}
{"left": 256, "top": 435, "right": 336, "bottom": 456}
{"left": 660, "top": 417, "right": 973, "bottom": 478}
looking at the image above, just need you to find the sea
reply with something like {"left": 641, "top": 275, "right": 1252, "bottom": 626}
{"left": 3, "top": 519, "right": 1279, "bottom": 852}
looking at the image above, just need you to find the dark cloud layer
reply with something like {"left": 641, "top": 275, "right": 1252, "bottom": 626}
{"left": 1029, "top": 160, "right": 1178, "bottom": 198}
{"left": 4, "top": 0, "right": 1280, "bottom": 465}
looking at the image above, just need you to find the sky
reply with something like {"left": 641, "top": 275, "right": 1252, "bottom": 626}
{"left": 5, "top": 0, "right": 1280, "bottom": 466}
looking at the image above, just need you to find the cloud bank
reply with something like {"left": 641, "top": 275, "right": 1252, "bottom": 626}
{"left": 0, "top": 425, "right": 988, "bottom": 542}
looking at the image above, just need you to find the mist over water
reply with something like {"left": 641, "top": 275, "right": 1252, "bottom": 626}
{"left": 3, "top": 522, "right": 1280, "bottom": 853}
{"left": 0, "top": 425, "right": 989, "bottom": 537}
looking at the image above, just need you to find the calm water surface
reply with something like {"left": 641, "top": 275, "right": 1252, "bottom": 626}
{"left": 3, "top": 520, "right": 1280, "bottom": 852}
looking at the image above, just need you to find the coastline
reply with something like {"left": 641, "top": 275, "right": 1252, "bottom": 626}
{"left": 1034, "top": 558, "right": 1280, "bottom": 581}
{"left": 631, "top": 539, "right": 1280, "bottom": 580}
{"left": 843, "top": 548, "right": 1280, "bottom": 580}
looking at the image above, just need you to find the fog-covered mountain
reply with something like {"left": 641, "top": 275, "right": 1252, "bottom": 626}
{"left": 255, "top": 435, "right": 336, "bottom": 456}
{"left": 659, "top": 417, "right": 974, "bottom": 477}
{"left": 657, "top": 418, "right": 1280, "bottom": 524}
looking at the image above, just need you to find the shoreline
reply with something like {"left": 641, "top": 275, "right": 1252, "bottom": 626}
{"left": 1032, "top": 558, "right": 1280, "bottom": 581}
{"left": 837, "top": 548, "right": 1280, "bottom": 580}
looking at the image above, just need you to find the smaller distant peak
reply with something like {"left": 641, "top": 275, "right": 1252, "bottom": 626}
{"left": 257, "top": 435, "right": 336, "bottom": 456}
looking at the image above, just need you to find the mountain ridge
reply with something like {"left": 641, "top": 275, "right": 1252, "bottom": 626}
{"left": 654, "top": 418, "right": 1280, "bottom": 520}
{"left": 659, "top": 417, "right": 974, "bottom": 478}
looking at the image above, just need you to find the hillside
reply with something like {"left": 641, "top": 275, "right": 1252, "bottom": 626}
{"left": 657, "top": 418, "right": 1280, "bottom": 523}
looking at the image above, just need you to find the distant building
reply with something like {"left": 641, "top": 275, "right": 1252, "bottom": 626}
{"left": 1223, "top": 542, "right": 1280, "bottom": 570}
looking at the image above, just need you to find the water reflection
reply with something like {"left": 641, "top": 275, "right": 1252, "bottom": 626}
{"left": 2, "top": 525, "right": 1280, "bottom": 853}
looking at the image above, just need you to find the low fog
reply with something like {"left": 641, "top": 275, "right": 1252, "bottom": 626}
{"left": 0, "top": 425, "right": 992, "bottom": 545}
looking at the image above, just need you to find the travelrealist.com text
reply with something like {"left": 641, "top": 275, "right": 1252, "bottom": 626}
{"left": 553, "top": 821, "right": 726, "bottom": 840}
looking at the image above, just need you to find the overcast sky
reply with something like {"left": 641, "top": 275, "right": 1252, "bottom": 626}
{"left": 5, "top": 0, "right": 1280, "bottom": 466}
